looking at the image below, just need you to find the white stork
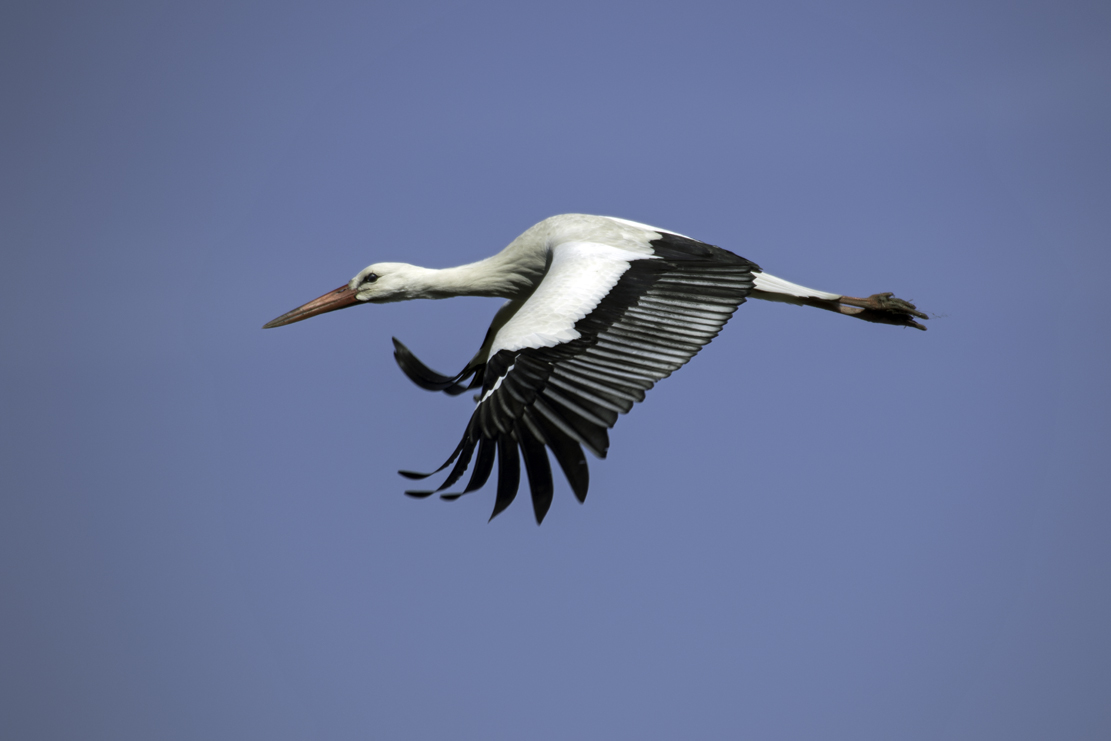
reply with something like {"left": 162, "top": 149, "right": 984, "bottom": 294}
{"left": 264, "top": 214, "right": 925, "bottom": 523}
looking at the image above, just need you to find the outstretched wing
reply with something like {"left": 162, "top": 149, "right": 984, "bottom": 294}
{"left": 400, "top": 231, "right": 759, "bottom": 523}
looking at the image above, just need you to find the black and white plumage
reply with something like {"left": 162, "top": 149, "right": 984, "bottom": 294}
{"left": 264, "top": 214, "right": 926, "bottom": 523}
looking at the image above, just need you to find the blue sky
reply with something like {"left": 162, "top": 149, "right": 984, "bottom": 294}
{"left": 2, "top": 1, "right": 1109, "bottom": 739}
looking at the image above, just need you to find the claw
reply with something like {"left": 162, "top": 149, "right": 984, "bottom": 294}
{"left": 864, "top": 292, "right": 928, "bottom": 320}
{"left": 839, "top": 292, "right": 928, "bottom": 330}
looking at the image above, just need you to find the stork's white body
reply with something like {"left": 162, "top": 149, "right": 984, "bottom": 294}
{"left": 265, "top": 214, "right": 925, "bottom": 523}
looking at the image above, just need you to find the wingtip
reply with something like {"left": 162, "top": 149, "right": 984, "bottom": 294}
{"left": 488, "top": 498, "right": 513, "bottom": 522}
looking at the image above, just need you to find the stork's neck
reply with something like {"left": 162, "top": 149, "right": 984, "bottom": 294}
{"left": 409, "top": 249, "right": 546, "bottom": 300}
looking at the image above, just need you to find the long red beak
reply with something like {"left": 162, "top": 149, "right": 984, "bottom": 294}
{"left": 263, "top": 284, "right": 362, "bottom": 328}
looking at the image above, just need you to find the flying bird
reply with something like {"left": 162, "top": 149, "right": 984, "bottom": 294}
{"left": 264, "top": 214, "right": 926, "bottom": 523}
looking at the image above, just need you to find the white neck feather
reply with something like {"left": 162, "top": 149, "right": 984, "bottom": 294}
{"left": 410, "top": 244, "right": 548, "bottom": 300}
{"left": 407, "top": 261, "right": 520, "bottom": 299}
{"left": 356, "top": 221, "right": 552, "bottom": 302}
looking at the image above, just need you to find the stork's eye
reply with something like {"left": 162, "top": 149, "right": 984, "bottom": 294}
{"left": 362, "top": 273, "right": 378, "bottom": 284}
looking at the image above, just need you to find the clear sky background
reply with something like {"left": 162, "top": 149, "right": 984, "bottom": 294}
{"left": 2, "top": 2, "right": 1109, "bottom": 739}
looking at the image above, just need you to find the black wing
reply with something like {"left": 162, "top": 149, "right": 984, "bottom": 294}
{"left": 398, "top": 233, "right": 759, "bottom": 523}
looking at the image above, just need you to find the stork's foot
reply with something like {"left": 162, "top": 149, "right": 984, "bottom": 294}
{"left": 838, "top": 292, "right": 928, "bottom": 330}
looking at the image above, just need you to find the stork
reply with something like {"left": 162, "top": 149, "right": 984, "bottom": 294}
{"left": 264, "top": 214, "right": 926, "bottom": 523}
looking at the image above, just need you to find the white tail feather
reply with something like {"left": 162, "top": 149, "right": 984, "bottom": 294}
{"left": 752, "top": 271, "right": 841, "bottom": 302}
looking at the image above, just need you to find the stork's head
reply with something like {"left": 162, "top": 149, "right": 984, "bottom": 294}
{"left": 262, "top": 262, "right": 422, "bottom": 328}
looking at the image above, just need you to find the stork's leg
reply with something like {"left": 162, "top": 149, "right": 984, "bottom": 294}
{"left": 835, "top": 292, "right": 928, "bottom": 329}
{"left": 750, "top": 272, "right": 928, "bottom": 331}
